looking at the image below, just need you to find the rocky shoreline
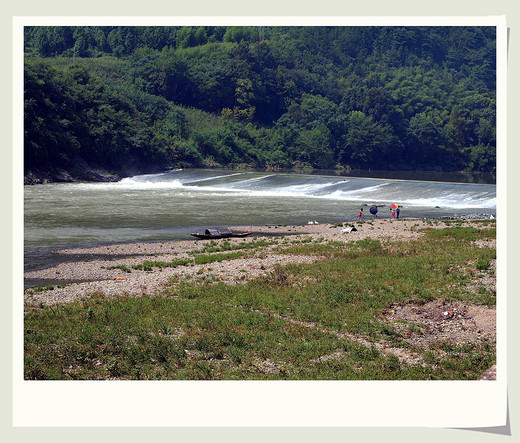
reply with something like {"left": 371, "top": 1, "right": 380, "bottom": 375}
{"left": 23, "top": 157, "right": 172, "bottom": 185}
{"left": 24, "top": 166, "right": 120, "bottom": 185}
{"left": 435, "top": 213, "right": 495, "bottom": 221}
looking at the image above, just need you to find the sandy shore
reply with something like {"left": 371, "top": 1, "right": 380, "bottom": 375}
{"left": 24, "top": 218, "right": 494, "bottom": 307}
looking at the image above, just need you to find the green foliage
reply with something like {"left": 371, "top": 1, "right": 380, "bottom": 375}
{"left": 176, "top": 27, "right": 208, "bottom": 49}
{"left": 193, "top": 251, "right": 247, "bottom": 265}
{"left": 422, "top": 225, "right": 496, "bottom": 242}
{"left": 223, "top": 26, "right": 259, "bottom": 43}
{"left": 131, "top": 258, "right": 192, "bottom": 271}
{"left": 24, "top": 26, "right": 496, "bottom": 177}
{"left": 475, "top": 256, "right": 490, "bottom": 271}
{"left": 106, "top": 264, "right": 132, "bottom": 273}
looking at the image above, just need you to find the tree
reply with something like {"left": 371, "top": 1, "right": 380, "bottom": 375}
{"left": 442, "top": 106, "right": 467, "bottom": 168}
{"left": 107, "top": 27, "right": 138, "bottom": 56}
{"left": 299, "top": 93, "right": 338, "bottom": 128}
{"left": 295, "top": 124, "right": 334, "bottom": 169}
{"left": 140, "top": 27, "right": 175, "bottom": 50}
{"left": 233, "top": 78, "right": 256, "bottom": 121}
{"left": 31, "top": 27, "right": 73, "bottom": 56}
{"left": 407, "top": 112, "right": 443, "bottom": 166}
{"left": 343, "top": 111, "right": 394, "bottom": 168}
{"left": 176, "top": 27, "right": 208, "bottom": 48}
{"left": 223, "top": 27, "right": 257, "bottom": 43}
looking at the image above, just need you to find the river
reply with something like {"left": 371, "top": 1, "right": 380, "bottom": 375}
{"left": 24, "top": 168, "right": 496, "bottom": 272}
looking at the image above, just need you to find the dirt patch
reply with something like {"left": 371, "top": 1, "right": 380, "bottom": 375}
{"left": 466, "top": 259, "right": 497, "bottom": 294}
{"left": 381, "top": 300, "right": 496, "bottom": 348}
{"left": 478, "top": 365, "right": 497, "bottom": 380}
{"left": 253, "top": 358, "right": 284, "bottom": 374}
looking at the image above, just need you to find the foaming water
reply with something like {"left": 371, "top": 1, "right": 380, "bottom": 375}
{"left": 24, "top": 168, "right": 496, "bottom": 271}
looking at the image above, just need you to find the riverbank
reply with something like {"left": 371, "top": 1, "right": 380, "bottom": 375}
{"left": 24, "top": 164, "right": 497, "bottom": 185}
{"left": 24, "top": 218, "right": 496, "bottom": 306}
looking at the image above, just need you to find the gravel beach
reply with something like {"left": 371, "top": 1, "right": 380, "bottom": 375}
{"left": 24, "top": 218, "right": 495, "bottom": 307}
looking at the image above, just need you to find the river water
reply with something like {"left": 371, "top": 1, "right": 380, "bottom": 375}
{"left": 24, "top": 168, "right": 496, "bottom": 272}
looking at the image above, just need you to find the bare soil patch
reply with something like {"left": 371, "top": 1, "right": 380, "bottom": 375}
{"left": 381, "top": 300, "right": 496, "bottom": 348}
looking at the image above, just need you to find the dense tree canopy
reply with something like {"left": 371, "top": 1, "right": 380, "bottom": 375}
{"left": 24, "top": 25, "right": 497, "bottom": 180}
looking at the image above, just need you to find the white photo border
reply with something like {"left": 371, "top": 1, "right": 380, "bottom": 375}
{"left": 13, "top": 15, "right": 507, "bottom": 428}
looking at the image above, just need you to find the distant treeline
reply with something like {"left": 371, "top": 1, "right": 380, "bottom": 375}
{"left": 24, "top": 26, "right": 496, "bottom": 180}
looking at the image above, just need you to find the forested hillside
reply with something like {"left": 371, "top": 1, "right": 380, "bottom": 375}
{"left": 24, "top": 26, "right": 496, "bottom": 183}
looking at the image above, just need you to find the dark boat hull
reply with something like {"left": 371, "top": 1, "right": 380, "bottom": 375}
{"left": 190, "top": 232, "right": 252, "bottom": 240}
{"left": 190, "top": 227, "right": 253, "bottom": 240}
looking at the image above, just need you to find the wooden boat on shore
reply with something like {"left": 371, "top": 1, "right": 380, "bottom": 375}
{"left": 190, "top": 227, "right": 253, "bottom": 240}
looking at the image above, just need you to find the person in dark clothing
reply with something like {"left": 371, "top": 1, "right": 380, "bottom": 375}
{"left": 396, "top": 207, "right": 400, "bottom": 219}
{"left": 369, "top": 206, "right": 378, "bottom": 220}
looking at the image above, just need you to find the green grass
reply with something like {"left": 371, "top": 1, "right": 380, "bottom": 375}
{"left": 25, "top": 293, "right": 420, "bottom": 380}
{"left": 24, "top": 223, "right": 496, "bottom": 380}
{"left": 193, "top": 251, "right": 248, "bottom": 265}
{"left": 126, "top": 238, "right": 279, "bottom": 272}
{"left": 25, "top": 284, "right": 66, "bottom": 294}
{"left": 132, "top": 258, "right": 192, "bottom": 272}
{"left": 106, "top": 264, "right": 132, "bottom": 273}
{"left": 191, "top": 238, "right": 279, "bottom": 254}
{"left": 421, "top": 225, "right": 496, "bottom": 242}
{"left": 130, "top": 251, "right": 249, "bottom": 272}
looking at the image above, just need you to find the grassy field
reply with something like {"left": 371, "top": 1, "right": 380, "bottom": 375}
{"left": 24, "top": 221, "right": 496, "bottom": 380}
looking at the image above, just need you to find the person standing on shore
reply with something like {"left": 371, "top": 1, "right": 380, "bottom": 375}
{"left": 391, "top": 208, "right": 396, "bottom": 218}
{"left": 396, "top": 206, "right": 400, "bottom": 219}
{"left": 357, "top": 208, "right": 363, "bottom": 221}
{"left": 369, "top": 206, "right": 378, "bottom": 220}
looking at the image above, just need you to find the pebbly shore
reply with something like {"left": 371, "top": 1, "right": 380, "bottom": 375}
{"left": 24, "top": 218, "right": 495, "bottom": 307}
